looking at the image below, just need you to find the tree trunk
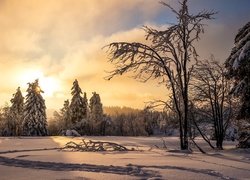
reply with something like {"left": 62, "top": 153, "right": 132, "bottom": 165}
{"left": 183, "top": 96, "right": 189, "bottom": 150}
{"left": 216, "top": 135, "right": 223, "bottom": 150}
{"left": 179, "top": 120, "right": 184, "bottom": 149}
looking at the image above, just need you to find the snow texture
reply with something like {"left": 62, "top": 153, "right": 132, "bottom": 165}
{"left": 226, "top": 21, "right": 250, "bottom": 74}
{"left": 0, "top": 136, "right": 249, "bottom": 180}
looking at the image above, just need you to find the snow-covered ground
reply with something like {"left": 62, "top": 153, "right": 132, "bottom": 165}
{"left": 0, "top": 136, "right": 249, "bottom": 180}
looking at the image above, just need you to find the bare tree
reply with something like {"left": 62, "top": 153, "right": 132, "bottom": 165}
{"left": 190, "top": 57, "right": 234, "bottom": 149}
{"left": 104, "top": 0, "right": 216, "bottom": 149}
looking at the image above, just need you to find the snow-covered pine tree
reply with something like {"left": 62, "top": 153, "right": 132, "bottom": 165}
{"left": 83, "top": 92, "right": 88, "bottom": 119}
{"left": 7, "top": 87, "right": 24, "bottom": 136}
{"left": 0, "top": 103, "right": 10, "bottom": 136}
{"left": 225, "top": 21, "right": 250, "bottom": 148}
{"left": 89, "top": 92, "right": 104, "bottom": 135}
{"left": 22, "top": 79, "right": 48, "bottom": 136}
{"left": 69, "top": 79, "right": 88, "bottom": 127}
{"left": 225, "top": 21, "right": 250, "bottom": 119}
{"left": 61, "top": 99, "right": 71, "bottom": 128}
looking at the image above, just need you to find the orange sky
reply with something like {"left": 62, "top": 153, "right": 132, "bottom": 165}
{"left": 0, "top": 0, "right": 249, "bottom": 111}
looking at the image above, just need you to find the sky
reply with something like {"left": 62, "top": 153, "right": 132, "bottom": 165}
{"left": 0, "top": 0, "right": 250, "bottom": 111}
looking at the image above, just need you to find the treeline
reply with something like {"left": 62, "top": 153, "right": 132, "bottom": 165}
{"left": 0, "top": 79, "right": 101, "bottom": 136}
{"left": 47, "top": 80, "right": 174, "bottom": 136}
{"left": 103, "top": 106, "right": 141, "bottom": 115}
{"left": 0, "top": 79, "right": 174, "bottom": 137}
{"left": 48, "top": 106, "right": 176, "bottom": 136}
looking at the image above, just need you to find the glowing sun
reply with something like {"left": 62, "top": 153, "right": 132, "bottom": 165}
{"left": 19, "top": 70, "right": 59, "bottom": 97}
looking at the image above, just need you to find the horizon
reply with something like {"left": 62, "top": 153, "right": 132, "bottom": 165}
{"left": 0, "top": 0, "right": 250, "bottom": 111}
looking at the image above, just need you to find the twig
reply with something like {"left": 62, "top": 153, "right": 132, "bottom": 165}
{"left": 190, "top": 139, "right": 206, "bottom": 154}
{"left": 161, "top": 137, "right": 167, "bottom": 149}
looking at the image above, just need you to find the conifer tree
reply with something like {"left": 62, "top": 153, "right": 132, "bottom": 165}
{"left": 8, "top": 87, "right": 24, "bottom": 136}
{"left": 225, "top": 21, "right": 250, "bottom": 148}
{"left": 69, "top": 79, "right": 88, "bottom": 126}
{"left": 61, "top": 99, "right": 71, "bottom": 128}
{"left": 0, "top": 103, "right": 10, "bottom": 136}
{"left": 22, "top": 79, "right": 48, "bottom": 136}
{"left": 82, "top": 92, "right": 88, "bottom": 119}
{"left": 225, "top": 21, "right": 250, "bottom": 119}
{"left": 89, "top": 92, "right": 104, "bottom": 135}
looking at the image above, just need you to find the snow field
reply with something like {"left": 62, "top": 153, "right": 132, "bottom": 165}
{"left": 0, "top": 136, "right": 249, "bottom": 180}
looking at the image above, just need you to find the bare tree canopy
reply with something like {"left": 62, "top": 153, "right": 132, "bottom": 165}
{"left": 104, "top": 0, "right": 216, "bottom": 150}
{"left": 191, "top": 56, "right": 234, "bottom": 149}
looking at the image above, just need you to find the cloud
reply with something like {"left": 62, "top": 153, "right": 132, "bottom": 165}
{"left": 52, "top": 25, "right": 168, "bottom": 109}
{"left": 1, "top": 0, "right": 249, "bottom": 110}
{"left": 0, "top": 0, "right": 168, "bottom": 109}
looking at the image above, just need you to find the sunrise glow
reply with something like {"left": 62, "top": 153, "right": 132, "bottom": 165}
{"left": 19, "top": 70, "right": 59, "bottom": 97}
{"left": 0, "top": 0, "right": 248, "bottom": 111}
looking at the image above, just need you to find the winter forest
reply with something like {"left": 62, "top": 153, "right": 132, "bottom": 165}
{"left": 0, "top": 0, "right": 250, "bottom": 179}
{"left": 0, "top": 0, "right": 249, "bottom": 149}
{"left": 0, "top": 78, "right": 170, "bottom": 137}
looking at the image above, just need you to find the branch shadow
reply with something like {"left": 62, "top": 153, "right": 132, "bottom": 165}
{"left": 127, "top": 164, "right": 236, "bottom": 180}
{"left": 0, "top": 155, "right": 160, "bottom": 179}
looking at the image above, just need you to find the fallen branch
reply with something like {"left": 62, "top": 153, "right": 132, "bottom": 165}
{"left": 62, "top": 139, "right": 136, "bottom": 152}
{"left": 154, "top": 138, "right": 167, "bottom": 149}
